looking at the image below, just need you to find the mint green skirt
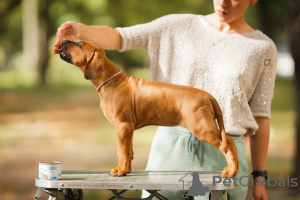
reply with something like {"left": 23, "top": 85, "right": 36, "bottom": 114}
{"left": 142, "top": 126, "right": 248, "bottom": 200}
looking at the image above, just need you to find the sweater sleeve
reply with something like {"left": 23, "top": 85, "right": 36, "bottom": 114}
{"left": 249, "top": 42, "right": 277, "bottom": 119}
{"left": 115, "top": 14, "right": 176, "bottom": 52}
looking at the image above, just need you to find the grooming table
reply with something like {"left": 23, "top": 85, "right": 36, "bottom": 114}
{"left": 34, "top": 170, "right": 233, "bottom": 200}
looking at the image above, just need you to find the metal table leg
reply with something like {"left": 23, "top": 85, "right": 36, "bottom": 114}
{"left": 146, "top": 190, "right": 169, "bottom": 200}
{"left": 109, "top": 190, "right": 165, "bottom": 200}
{"left": 210, "top": 190, "right": 228, "bottom": 200}
{"left": 44, "top": 189, "right": 66, "bottom": 200}
{"left": 34, "top": 187, "right": 45, "bottom": 200}
{"left": 34, "top": 188, "right": 84, "bottom": 200}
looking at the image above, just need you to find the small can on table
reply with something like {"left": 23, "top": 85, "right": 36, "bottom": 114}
{"left": 39, "top": 161, "right": 61, "bottom": 180}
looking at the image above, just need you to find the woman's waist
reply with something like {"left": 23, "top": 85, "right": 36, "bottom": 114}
{"left": 157, "top": 126, "right": 243, "bottom": 142}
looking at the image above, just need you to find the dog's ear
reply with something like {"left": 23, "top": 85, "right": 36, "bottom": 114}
{"left": 84, "top": 51, "right": 103, "bottom": 80}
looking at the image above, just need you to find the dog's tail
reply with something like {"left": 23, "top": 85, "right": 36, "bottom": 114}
{"left": 210, "top": 96, "right": 228, "bottom": 154}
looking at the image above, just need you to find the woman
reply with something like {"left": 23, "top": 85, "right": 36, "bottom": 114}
{"left": 53, "top": 0, "right": 276, "bottom": 199}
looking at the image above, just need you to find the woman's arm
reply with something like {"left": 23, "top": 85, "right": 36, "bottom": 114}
{"left": 53, "top": 22, "right": 122, "bottom": 54}
{"left": 78, "top": 24, "right": 122, "bottom": 50}
{"left": 250, "top": 117, "right": 270, "bottom": 200}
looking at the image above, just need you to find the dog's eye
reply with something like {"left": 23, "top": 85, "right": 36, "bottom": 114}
{"left": 76, "top": 42, "right": 81, "bottom": 47}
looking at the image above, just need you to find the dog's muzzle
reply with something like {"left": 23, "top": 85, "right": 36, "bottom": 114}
{"left": 59, "top": 40, "right": 72, "bottom": 64}
{"left": 60, "top": 51, "right": 72, "bottom": 64}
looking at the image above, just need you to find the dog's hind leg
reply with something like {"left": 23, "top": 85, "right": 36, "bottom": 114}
{"left": 188, "top": 118, "right": 239, "bottom": 178}
{"left": 220, "top": 136, "right": 239, "bottom": 178}
{"left": 110, "top": 123, "right": 134, "bottom": 177}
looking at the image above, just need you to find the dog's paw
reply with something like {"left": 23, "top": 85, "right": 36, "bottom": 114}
{"left": 109, "top": 167, "right": 128, "bottom": 177}
{"left": 220, "top": 167, "right": 230, "bottom": 178}
{"left": 109, "top": 167, "right": 119, "bottom": 176}
{"left": 221, "top": 167, "right": 238, "bottom": 178}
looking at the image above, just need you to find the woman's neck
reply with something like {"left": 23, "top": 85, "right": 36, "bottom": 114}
{"left": 205, "top": 13, "right": 254, "bottom": 34}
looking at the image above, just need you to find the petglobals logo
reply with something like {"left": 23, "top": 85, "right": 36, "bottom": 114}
{"left": 179, "top": 171, "right": 210, "bottom": 198}
{"left": 213, "top": 175, "right": 298, "bottom": 194}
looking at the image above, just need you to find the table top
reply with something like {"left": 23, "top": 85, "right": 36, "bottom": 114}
{"left": 35, "top": 170, "right": 234, "bottom": 191}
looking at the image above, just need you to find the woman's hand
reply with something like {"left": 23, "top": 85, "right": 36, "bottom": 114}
{"left": 252, "top": 177, "right": 268, "bottom": 200}
{"left": 52, "top": 21, "right": 80, "bottom": 55}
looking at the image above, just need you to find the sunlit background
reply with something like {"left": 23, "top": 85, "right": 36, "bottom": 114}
{"left": 0, "top": 0, "right": 298, "bottom": 199}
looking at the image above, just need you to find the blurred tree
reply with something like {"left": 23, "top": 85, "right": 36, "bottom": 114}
{"left": 0, "top": 0, "right": 21, "bottom": 17}
{"left": 0, "top": 0, "right": 285, "bottom": 86}
{"left": 38, "top": 0, "right": 50, "bottom": 86}
{"left": 23, "top": 0, "right": 39, "bottom": 77}
{"left": 288, "top": 0, "right": 300, "bottom": 194}
{"left": 256, "top": 0, "right": 287, "bottom": 43}
{"left": 0, "top": 0, "right": 22, "bottom": 69}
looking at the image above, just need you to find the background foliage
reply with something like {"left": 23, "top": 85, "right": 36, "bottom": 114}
{"left": 0, "top": 0, "right": 287, "bottom": 87}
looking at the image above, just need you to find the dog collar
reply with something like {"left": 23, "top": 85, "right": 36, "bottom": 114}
{"left": 96, "top": 71, "right": 122, "bottom": 92}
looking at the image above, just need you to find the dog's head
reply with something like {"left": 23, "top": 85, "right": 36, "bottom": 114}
{"left": 60, "top": 40, "right": 106, "bottom": 80}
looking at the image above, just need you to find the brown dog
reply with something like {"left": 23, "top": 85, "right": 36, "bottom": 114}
{"left": 59, "top": 40, "right": 239, "bottom": 178}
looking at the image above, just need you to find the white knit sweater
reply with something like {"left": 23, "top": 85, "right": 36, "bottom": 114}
{"left": 116, "top": 14, "right": 277, "bottom": 136}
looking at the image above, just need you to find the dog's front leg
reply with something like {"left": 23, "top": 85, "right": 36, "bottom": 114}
{"left": 110, "top": 123, "right": 134, "bottom": 177}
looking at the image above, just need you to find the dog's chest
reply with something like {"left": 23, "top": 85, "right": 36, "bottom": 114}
{"left": 100, "top": 100, "right": 114, "bottom": 124}
{"left": 103, "top": 110, "right": 113, "bottom": 124}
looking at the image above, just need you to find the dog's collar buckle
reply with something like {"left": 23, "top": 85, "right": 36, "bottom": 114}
{"left": 96, "top": 71, "right": 122, "bottom": 92}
